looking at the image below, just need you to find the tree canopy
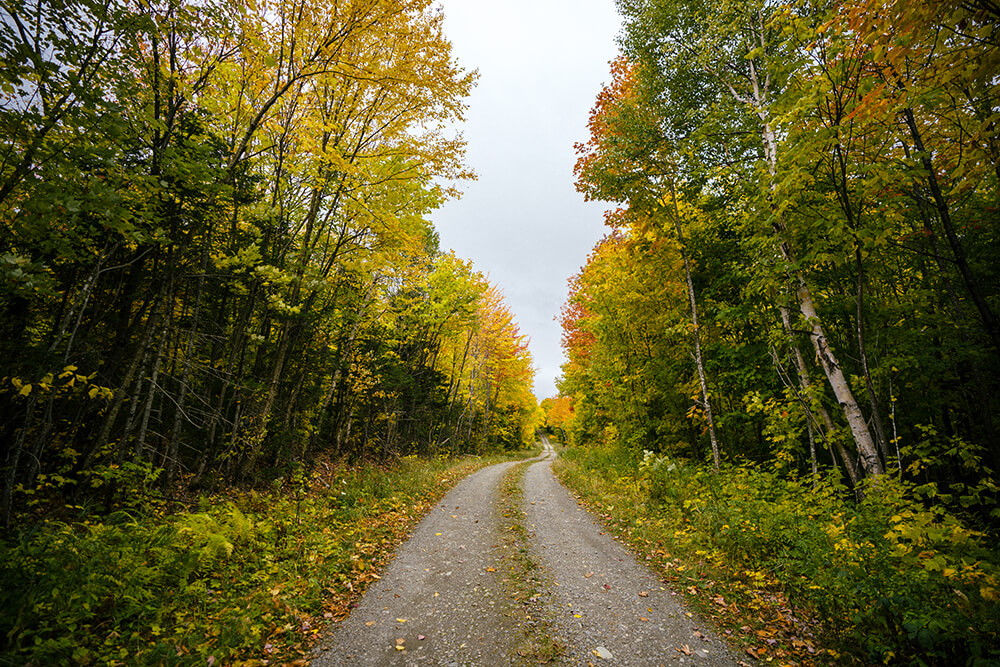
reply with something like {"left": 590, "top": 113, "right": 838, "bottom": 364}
{"left": 560, "top": 0, "right": 1000, "bottom": 505}
{"left": 0, "top": 0, "right": 540, "bottom": 528}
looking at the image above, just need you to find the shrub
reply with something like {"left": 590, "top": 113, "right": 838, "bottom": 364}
{"left": 560, "top": 444, "right": 1000, "bottom": 665}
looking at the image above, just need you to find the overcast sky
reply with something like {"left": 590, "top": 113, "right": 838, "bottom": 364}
{"left": 431, "top": 0, "right": 622, "bottom": 401}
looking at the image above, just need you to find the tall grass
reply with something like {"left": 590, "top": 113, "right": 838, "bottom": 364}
{"left": 556, "top": 445, "right": 1000, "bottom": 665}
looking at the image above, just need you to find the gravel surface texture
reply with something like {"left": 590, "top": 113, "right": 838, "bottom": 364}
{"left": 312, "top": 459, "right": 528, "bottom": 666}
{"left": 314, "top": 441, "right": 738, "bottom": 665}
{"left": 523, "top": 438, "right": 738, "bottom": 665}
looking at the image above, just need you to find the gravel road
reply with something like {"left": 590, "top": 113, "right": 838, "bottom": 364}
{"left": 312, "top": 459, "right": 527, "bottom": 666}
{"left": 524, "top": 436, "right": 736, "bottom": 665}
{"left": 313, "top": 440, "right": 737, "bottom": 665}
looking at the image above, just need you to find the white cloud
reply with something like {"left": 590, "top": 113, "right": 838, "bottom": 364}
{"left": 432, "top": 0, "right": 621, "bottom": 399}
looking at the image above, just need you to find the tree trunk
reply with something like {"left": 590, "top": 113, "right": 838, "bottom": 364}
{"left": 757, "top": 92, "right": 882, "bottom": 478}
{"left": 779, "top": 305, "right": 861, "bottom": 487}
{"left": 899, "top": 106, "right": 1000, "bottom": 357}
{"left": 793, "top": 275, "right": 884, "bottom": 478}
{"left": 165, "top": 244, "right": 210, "bottom": 489}
{"left": 2, "top": 396, "right": 37, "bottom": 528}
{"left": 136, "top": 309, "right": 170, "bottom": 463}
{"left": 668, "top": 181, "right": 720, "bottom": 470}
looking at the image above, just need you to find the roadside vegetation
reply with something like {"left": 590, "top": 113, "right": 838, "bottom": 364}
{"left": 554, "top": 444, "right": 1000, "bottom": 665}
{"left": 0, "top": 451, "right": 538, "bottom": 666}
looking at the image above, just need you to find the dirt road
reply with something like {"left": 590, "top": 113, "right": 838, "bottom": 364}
{"left": 313, "top": 440, "right": 736, "bottom": 665}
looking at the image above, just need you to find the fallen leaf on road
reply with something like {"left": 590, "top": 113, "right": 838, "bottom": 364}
{"left": 675, "top": 644, "right": 692, "bottom": 656}
{"left": 603, "top": 584, "right": 611, "bottom": 590}
{"left": 639, "top": 617, "right": 649, "bottom": 622}
{"left": 364, "top": 621, "right": 376, "bottom": 627}
{"left": 485, "top": 567, "right": 496, "bottom": 572}
{"left": 638, "top": 590, "right": 649, "bottom": 597}
{"left": 584, "top": 572, "right": 594, "bottom": 578}
{"left": 396, "top": 618, "right": 407, "bottom": 623}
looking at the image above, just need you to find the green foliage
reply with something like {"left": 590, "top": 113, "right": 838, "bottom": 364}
{"left": 0, "top": 0, "right": 537, "bottom": 530}
{"left": 0, "top": 453, "right": 521, "bottom": 665}
{"left": 563, "top": 0, "right": 1000, "bottom": 571}
{"left": 558, "top": 444, "right": 1000, "bottom": 664}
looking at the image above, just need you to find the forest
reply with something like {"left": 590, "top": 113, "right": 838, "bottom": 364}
{"left": 0, "top": 1, "right": 544, "bottom": 662}
{"left": 0, "top": 0, "right": 540, "bottom": 529}
{"left": 550, "top": 0, "right": 1000, "bottom": 662}
{"left": 3, "top": 0, "right": 1000, "bottom": 663}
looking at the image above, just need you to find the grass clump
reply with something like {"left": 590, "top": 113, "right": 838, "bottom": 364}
{"left": 496, "top": 460, "right": 563, "bottom": 664}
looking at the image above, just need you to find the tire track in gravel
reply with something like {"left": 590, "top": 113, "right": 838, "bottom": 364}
{"left": 314, "top": 440, "right": 737, "bottom": 665}
{"left": 312, "top": 458, "right": 534, "bottom": 666}
{"left": 523, "top": 435, "right": 737, "bottom": 665}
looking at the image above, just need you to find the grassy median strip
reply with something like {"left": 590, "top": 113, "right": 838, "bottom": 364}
{"left": 496, "top": 459, "right": 563, "bottom": 664}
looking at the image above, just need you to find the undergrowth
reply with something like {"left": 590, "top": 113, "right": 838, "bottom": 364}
{"left": 0, "top": 450, "right": 535, "bottom": 666}
{"left": 554, "top": 445, "right": 1000, "bottom": 666}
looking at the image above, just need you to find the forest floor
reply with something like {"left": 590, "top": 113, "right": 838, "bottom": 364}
{"left": 312, "top": 437, "right": 738, "bottom": 665}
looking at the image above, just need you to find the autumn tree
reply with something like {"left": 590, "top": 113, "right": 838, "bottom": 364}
{"left": 0, "top": 0, "right": 537, "bottom": 529}
{"left": 562, "top": 0, "right": 998, "bottom": 517}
